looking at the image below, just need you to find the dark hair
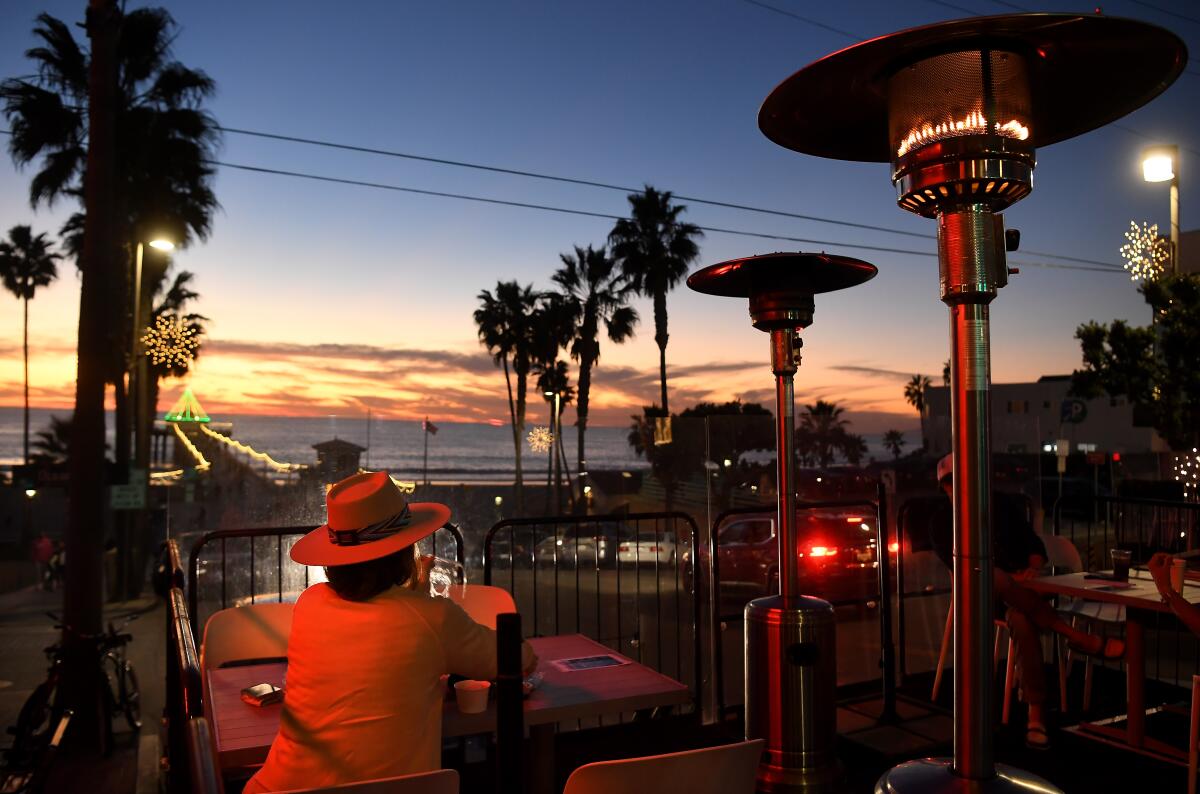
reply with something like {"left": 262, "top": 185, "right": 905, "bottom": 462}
{"left": 324, "top": 545, "right": 416, "bottom": 602}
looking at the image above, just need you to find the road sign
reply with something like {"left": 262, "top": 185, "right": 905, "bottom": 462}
{"left": 110, "top": 483, "right": 146, "bottom": 510}
{"left": 1060, "top": 399, "right": 1087, "bottom": 424}
{"left": 1086, "top": 452, "right": 1106, "bottom": 466}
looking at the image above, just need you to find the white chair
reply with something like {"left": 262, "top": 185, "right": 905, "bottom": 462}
{"left": 1042, "top": 534, "right": 1126, "bottom": 713}
{"left": 449, "top": 584, "right": 516, "bottom": 630}
{"left": 201, "top": 602, "right": 294, "bottom": 670}
{"left": 275, "top": 768, "right": 459, "bottom": 794}
{"left": 931, "top": 604, "right": 1017, "bottom": 722}
{"left": 562, "top": 740, "right": 764, "bottom": 794}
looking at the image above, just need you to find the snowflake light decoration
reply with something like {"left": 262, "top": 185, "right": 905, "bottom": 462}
{"left": 1119, "top": 220, "right": 1169, "bottom": 282}
{"left": 141, "top": 314, "right": 199, "bottom": 369}
{"left": 527, "top": 426, "right": 554, "bottom": 453}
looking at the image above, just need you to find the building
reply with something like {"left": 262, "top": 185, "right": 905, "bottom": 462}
{"left": 923, "top": 375, "right": 1163, "bottom": 457}
{"left": 312, "top": 439, "right": 366, "bottom": 482}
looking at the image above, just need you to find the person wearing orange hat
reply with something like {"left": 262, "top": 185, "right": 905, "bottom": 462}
{"left": 244, "top": 471, "right": 536, "bottom": 793}
{"left": 929, "top": 453, "right": 1122, "bottom": 750}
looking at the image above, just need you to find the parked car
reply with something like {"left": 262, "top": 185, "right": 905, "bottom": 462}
{"left": 715, "top": 508, "right": 894, "bottom": 605}
{"left": 616, "top": 530, "right": 678, "bottom": 564}
{"left": 533, "top": 523, "right": 630, "bottom": 568}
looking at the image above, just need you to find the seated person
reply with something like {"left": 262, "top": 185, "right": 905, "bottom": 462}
{"left": 928, "top": 454, "right": 1123, "bottom": 749}
{"left": 245, "top": 471, "right": 536, "bottom": 793}
{"left": 1149, "top": 552, "right": 1200, "bottom": 635}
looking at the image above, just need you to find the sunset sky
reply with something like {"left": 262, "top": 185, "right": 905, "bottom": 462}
{"left": 0, "top": 0, "right": 1195, "bottom": 435}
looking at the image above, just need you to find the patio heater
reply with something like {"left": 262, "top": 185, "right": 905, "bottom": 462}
{"left": 688, "top": 252, "right": 877, "bottom": 792}
{"left": 757, "top": 12, "right": 1186, "bottom": 793}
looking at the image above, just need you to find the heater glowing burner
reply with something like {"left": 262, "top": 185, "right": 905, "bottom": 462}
{"left": 896, "top": 112, "right": 1029, "bottom": 157}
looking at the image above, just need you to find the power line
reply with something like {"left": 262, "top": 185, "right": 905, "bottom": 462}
{"left": 215, "top": 125, "right": 1122, "bottom": 268}
{"left": 1123, "top": 0, "right": 1200, "bottom": 26}
{"left": 739, "top": 0, "right": 859, "bottom": 39}
{"left": 210, "top": 158, "right": 1124, "bottom": 274}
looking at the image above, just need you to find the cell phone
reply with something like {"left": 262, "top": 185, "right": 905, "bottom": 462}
{"left": 241, "top": 683, "right": 284, "bottom": 706}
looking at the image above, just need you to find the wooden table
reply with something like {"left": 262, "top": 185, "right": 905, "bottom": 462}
{"left": 207, "top": 634, "right": 690, "bottom": 790}
{"left": 1025, "top": 569, "right": 1200, "bottom": 759}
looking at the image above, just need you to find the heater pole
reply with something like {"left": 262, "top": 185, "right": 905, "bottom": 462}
{"left": 938, "top": 207, "right": 998, "bottom": 781}
{"left": 771, "top": 328, "right": 800, "bottom": 602}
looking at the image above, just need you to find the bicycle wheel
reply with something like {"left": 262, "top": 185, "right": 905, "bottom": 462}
{"left": 12, "top": 679, "right": 57, "bottom": 754}
{"left": 103, "top": 653, "right": 141, "bottom": 733}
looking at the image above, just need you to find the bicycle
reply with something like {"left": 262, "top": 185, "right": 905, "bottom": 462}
{"left": 7, "top": 613, "right": 142, "bottom": 760}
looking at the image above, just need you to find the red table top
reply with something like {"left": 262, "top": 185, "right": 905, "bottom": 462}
{"left": 206, "top": 633, "right": 690, "bottom": 770}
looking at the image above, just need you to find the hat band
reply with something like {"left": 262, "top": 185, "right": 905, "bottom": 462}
{"left": 328, "top": 505, "right": 412, "bottom": 546}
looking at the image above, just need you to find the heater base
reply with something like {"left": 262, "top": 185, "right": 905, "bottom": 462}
{"left": 875, "top": 758, "right": 1062, "bottom": 794}
{"left": 755, "top": 758, "right": 841, "bottom": 794}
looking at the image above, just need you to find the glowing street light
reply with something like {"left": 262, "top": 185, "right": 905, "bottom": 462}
{"left": 148, "top": 238, "right": 175, "bottom": 252}
{"left": 1142, "top": 144, "right": 1180, "bottom": 273}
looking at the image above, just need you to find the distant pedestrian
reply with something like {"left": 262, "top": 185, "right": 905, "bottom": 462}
{"left": 47, "top": 540, "right": 65, "bottom": 591}
{"left": 30, "top": 532, "right": 52, "bottom": 590}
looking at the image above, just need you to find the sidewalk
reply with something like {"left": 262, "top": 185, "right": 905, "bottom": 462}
{"left": 0, "top": 584, "right": 165, "bottom": 794}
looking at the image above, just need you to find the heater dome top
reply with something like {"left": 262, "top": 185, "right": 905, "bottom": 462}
{"left": 687, "top": 252, "right": 877, "bottom": 298}
{"left": 758, "top": 13, "right": 1186, "bottom": 163}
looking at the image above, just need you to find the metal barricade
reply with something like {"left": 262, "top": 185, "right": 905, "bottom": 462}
{"left": 186, "top": 522, "right": 464, "bottom": 636}
{"left": 483, "top": 512, "right": 702, "bottom": 712}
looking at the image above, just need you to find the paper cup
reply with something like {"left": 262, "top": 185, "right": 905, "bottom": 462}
{"left": 1171, "top": 558, "right": 1187, "bottom": 594}
{"left": 454, "top": 680, "right": 490, "bottom": 714}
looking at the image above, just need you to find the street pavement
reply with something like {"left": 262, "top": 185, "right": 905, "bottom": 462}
{"left": 0, "top": 582, "right": 164, "bottom": 794}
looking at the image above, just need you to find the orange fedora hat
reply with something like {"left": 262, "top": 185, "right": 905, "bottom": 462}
{"left": 290, "top": 470, "right": 450, "bottom": 566}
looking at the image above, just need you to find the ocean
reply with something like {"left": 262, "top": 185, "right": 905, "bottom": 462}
{"left": 0, "top": 406, "right": 649, "bottom": 481}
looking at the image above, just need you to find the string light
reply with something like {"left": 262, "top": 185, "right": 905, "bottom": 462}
{"left": 527, "top": 426, "right": 554, "bottom": 452}
{"left": 200, "top": 424, "right": 306, "bottom": 473}
{"left": 142, "top": 314, "right": 200, "bottom": 369}
{"left": 1175, "top": 448, "right": 1200, "bottom": 501}
{"left": 1119, "top": 220, "right": 1169, "bottom": 282}
{"left": 173, "top": 423, "right": 211, "bottom": 472}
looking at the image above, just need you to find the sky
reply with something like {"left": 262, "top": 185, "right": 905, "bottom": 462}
{"left": 0, "top": 0, "right": 1196, "bottom": 438}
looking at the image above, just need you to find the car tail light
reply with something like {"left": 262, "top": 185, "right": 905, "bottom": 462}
{"left": 809, "top": 546, "right": 836, "bottom": 557}
{"left": 888, "top": 542, "right": 900, "bottom": 553}
{"left": 619, "top": 545, "right": 629, "bottom": 552}
{"left": 648, "top": 545, "right": 662, "bottom": 552}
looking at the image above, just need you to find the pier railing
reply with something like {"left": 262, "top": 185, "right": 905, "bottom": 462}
{"left": 483, "top": 511, "right": 703, "bottom": 716}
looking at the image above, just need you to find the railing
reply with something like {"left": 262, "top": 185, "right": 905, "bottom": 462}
{"left": 1055, "top": 494, "right": 1200, "bottom": 571}
{"left": 1055, "top": 494, "right": 1200, "bottom": 691}
{"left": 483, "top": 512, "right": 703, "bottom": 714}
{"left": 186, "top": 717, "right": 225, "bottom": 794}
{"left": 165, "top": 585, "right": 204, "bottom": 793}
{"left": 186, "top": 523, "right": 464, "bottom": 636}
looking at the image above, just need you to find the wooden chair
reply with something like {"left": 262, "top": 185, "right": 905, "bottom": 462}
{"left": 201, "top": 602, "right": 294, "bottom": 670}
{"left": 562, "top": 740, "right": 764, "bottom": 794}
{"left": 931, "top": 604, "right": 1017, "bottom": 722}
{"left": 449, "top": 584, "right": 516, "bottom": 630}
{"left": 275, "top": 769, "right": 459, "bottom": 793}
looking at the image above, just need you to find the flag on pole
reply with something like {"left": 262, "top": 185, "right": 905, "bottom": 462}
{"left": 423, "top": 417, "right": 439, "bottom": 435}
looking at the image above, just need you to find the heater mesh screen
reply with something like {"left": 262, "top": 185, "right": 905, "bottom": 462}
{"left": 888, "top": 50, "right": 1031, "bottom": 159}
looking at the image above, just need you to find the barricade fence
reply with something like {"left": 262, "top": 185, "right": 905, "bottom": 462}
{"left": 483, "top": 512, "right": 703, "bottom": 716}
{"left": 1054, "top": 494, "right": 1200, "bottom": 691}
{"left": 185, "top": 523, "right": 464, "bottom": 637}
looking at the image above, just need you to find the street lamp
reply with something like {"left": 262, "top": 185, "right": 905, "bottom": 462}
{"left": 1142, "top": 144, "right": 1180, "bottom": 273}
{"left": 132, "top": 237, "right": 175, "bottom": 474}
{"left": 544, "top": 389, "right": 564, "bottom": 513}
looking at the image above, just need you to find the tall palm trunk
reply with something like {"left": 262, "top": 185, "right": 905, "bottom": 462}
{"left": 22, "top": 296, "right": 29, "bottom": 464}
{"left": 65, "top": 0, "right": 121, "bottom": 747}
{"left": 576, "top": 353, "right": 593, "bottom": 512}
{"left": 514, "top": 369, "right": 527, "bottom": 516}
{"left": 653, "top": 290, "right": 669, "bottom": 414}
{"left": 502, "top": 356, "right": 523, "bottom": 516}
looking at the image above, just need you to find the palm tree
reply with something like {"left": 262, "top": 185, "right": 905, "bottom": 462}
{"left": 904, "top": 374, "right": 931, "bottom": 415}
{"left": 798, "top": 400, "right": 851, "bottom": 468}
{"left": 553, "top": 244, "right": 638, "bottom": 486}
{"left": 475, "top": 281, "right": 539, "bottom": 515}
{"left": 0, "top": 225, "right": 60, "bottom": 464}
{"left": 534, "top": 360, "right": 575, "bottom": 513}
{"left": 883, "top": 429, "right": 906, "bottom": 460}
{"left": 2, "top": 8, "right": 220, "bottom": 473}
{"left": 609, "top": 186, "right": 702, "bottom": 415}
{"left": 31, "top": 414, "right": 74, "bottom": 464}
